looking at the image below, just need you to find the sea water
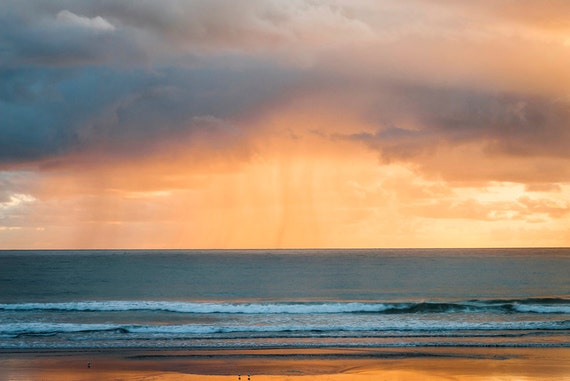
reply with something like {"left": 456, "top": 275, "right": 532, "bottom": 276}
{"left": 0, "top": 248, "right": 569, "bottom": 350}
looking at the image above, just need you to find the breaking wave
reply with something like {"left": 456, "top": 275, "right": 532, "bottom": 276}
{"left": 1, "top": 298, "right": 569, "bottom": 314}
{"left": 2, "top": 319, "right": 570, "bottom": 337}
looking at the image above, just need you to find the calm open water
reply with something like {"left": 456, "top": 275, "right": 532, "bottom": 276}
{"left": 0, "top": 248, "right": 569, "bottom": 349}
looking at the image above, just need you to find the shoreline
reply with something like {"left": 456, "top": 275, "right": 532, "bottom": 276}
{"left": 2, "top": 347, "right": 570, "bottom": 380}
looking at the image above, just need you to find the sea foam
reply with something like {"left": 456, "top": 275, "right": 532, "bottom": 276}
{"left": 1, "top": 298, "right": 569, "bottom": 314}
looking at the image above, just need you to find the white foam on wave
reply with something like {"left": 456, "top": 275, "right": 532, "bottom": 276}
{"left": 513, "top": 304, "right": 570, "bottom": 314}
{"left": 2, "top": 319, "right": 569, "bottom": 336}
{"left": 2, "top": 300, "right": 569, "bottom": 314}
{"left": 0, "top": 301, "right": 392, "bottom": 314}
{"left": 0, "top": 323, "right": 119, "bottom": 335}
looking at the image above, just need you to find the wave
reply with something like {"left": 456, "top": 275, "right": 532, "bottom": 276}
{"left": 1, "top": 298, "right": 569, "bottom": 314}
{"left": 2, "top": 319, "right": 570, "bottom": 337}
{"left": 0, "top": 301, "right": 382, "bottom": 314}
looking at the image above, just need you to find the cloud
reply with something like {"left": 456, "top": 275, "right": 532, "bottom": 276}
{"left": 427, "top": 0, "right": 570, "bottom": 33}
{"left": 406, "top": 196, "right": 570, "bottom": 222}
{"left": 0, "top": 0, "right": 373, "bottom": 69}
{"left": 86, "top": 0, "right": 374, "bottom": 53}
{"left": 329, "top": 84, "right": 570, "bottom": 183}
{"left": 0, "top": 3, "right": 139, "bottom": 67}
{"left": 2, "top": 0, "right": 570, "bottom": 185}
{"left": 0, "top": 192, "right": 36, "bottom": 231}
{"left": 56, "top": 10, "right": 115, "bottom": 32}
{"left": 2, "top": 1, "right": 328, "bottom": 171}
{"left": 0, "top": 193, "right": 36, "bottom": 210}
{"left": 0, "top": 55, "right": 298, "bottom": 169}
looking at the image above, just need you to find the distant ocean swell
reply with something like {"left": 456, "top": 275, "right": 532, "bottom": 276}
{"left": 2, "top": 298, "right": 570, "bottom": 314}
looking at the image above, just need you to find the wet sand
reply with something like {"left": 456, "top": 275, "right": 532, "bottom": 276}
{"left": 1, "top": 347, "right": 569, "bottom": 380}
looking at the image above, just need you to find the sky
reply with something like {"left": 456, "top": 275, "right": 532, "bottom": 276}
{"left": 1, "top": 0, "right": 570, "bottom": 249}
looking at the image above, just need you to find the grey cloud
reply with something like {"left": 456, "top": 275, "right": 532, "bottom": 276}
{"left": 90, "top": 0, "right": 272, "bottom": 47}
{"left": 0, "top": 1, "right": 240, "bottom": 70}
{"left": 3, "top": 0, "right": 570, "bottom": 182}
{"left": 1, "top": 0, "right": 373, "bottom": 68}
{"left": 0, "top": 171, "right": 36, "bottom": 204}
{"left": 343, "top": 84, "right": 570, "bottom": 162}
{"left": 87, "top": 0, "right": 372, "bottom": 51}
{"left": 1, "top": 0, "right": 313, "bottom": 168}
{"left": 0, "top": 61, "right": 298, "bottom": 167}
{"left": 0, "top": 171, "right": 38, "bottom": 232}
{"left": 56, "top": 10, "right": 115, "bottom": 31}
{"left": 1, "top": 2, "right": 141, "bottom": 68}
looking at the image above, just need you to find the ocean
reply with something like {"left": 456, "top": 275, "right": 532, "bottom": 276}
{"left": 0, "top": 248, "right": 569, "bottom": 350}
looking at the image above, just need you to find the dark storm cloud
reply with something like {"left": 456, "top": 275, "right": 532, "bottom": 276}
{"left": 0, "top": 1, "right": 302, "bottom": 167}
{"left": 1, "top": 0, "right": 356, "bottom": 66}
{"left": 0, "top": 1, "right": 140, "bottom": 68}
{"left": 2, "top": 0, "right": 570, "bottom": 178}
{"left": 343, "top": 84, "right": 570, "bottom": 163}
{"left": 83, "top": 0, "right": 279, "bottom": 49}
{"left": 0, "top": 63, "right": 297, "bottom": 166}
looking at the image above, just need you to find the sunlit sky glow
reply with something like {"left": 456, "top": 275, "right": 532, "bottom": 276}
{"left": 2, "top": 0, "right": 570, "bottom": 249}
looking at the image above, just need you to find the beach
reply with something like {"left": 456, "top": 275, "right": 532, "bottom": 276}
{"left": 2, "top": 347, "right": 570, "bottom": 380}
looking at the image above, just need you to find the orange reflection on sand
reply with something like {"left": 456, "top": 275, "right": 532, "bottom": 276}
{"left": 2, "top": 348, "right": 570, "bottom": 381}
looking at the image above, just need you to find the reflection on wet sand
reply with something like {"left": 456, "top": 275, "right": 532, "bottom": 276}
{"left": 1, "top": 347, "right": 570, "bottom": 381}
